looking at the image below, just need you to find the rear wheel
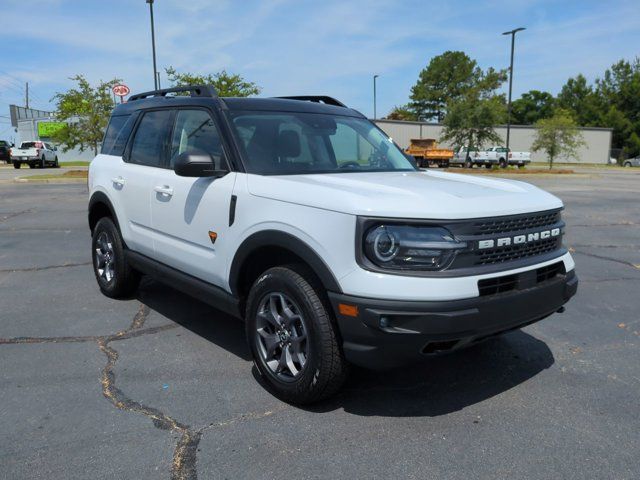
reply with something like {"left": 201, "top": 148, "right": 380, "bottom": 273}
{"left": 485, "top": 164, "right": 492, "bottom": 169}
{"left": 624, "top": 162, "right": 632, "bottom": 167}
{"left": 28, "top": 163, "right": 35, "bottom": 169}
{"left": 464, "top": 158, "right": 472, "bottom": 168}
{"left": 13, "top": 162, "right": 20, "bottom": 169}
{"left": 246, "top": 265, "right": 348, "bottom": 404}
{"left": 54, "top": 157, "right": 59, "bottom": 168}
{"left": 517, "top": 163, "right": 525, "bottom": 169}
{"left": 40, "top": 156, "right": 46, "bottom": 169}
{"left": 499, "top": 158, "right": 507, "bottom": 169}
{"left": 91, "top": 217, "right": 140, "bottom": 298}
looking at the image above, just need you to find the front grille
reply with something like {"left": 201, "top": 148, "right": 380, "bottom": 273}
{"left": 478, "top": 261, "right": 566, "bottom": 297}
{"left": 473, "top": 211, "right": 561, "bottom": 235}
{"left": 475, "top": 237, "right": 560, "bottom": 265}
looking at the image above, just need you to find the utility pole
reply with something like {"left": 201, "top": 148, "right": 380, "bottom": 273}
{"left": 502, "top": 27, "right": 525, "bottom": 161}
{"left": 373, "top": 74, "right": 379, "bottom": 120}
{"left": 25, "top": 82, "right": 29, "bottom": 109}
{"left": 147, "top": 0, "right": 158, "bottom": 90}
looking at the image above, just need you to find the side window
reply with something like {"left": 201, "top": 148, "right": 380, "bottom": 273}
{"left": 169, "top": 110, "right": 225, "bottom": 169}
{"left": 101, "top": 115, "right": 129, "bottom": 155}
{"left": 129, "top": 110, "right": 173, "bottom": 167}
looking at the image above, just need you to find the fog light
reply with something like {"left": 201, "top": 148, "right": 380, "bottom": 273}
{"left": 379, "top": 316, "right": 389, "bottom": 328}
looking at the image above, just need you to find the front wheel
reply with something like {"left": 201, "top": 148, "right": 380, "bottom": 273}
{"left": 624, "top": 162, "right": 631, "bottom": 167}
{"left": 485, "top": 164, "right": 492, "bottom": 169}
{"left": 91, "top": 217, "right": 140, "bottom": 298}
{"left": 499, "top": 159, "right": 508, "bottom": 169}
{"left": 54, "top": 157, "right": 59, "bottom": 168}
{"left": 41, "top": 156, "right": 46, "bottom": 168}
{"left": 246, "top": 266, "right": 348, "bottom": 404}
{"left": 13, "top": 162, "right": 20, "bottom": 169}
{"left": 464, "top": 158, "right": 472, "bottom": 168}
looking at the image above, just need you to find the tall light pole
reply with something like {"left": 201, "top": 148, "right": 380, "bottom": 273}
{"left": 147, "top": 0, "right": 158, "bottom": 90}
{"left": 502, "top": 27, "right": 525, "bottom": 158}
{"left": 373, "top": 75, "right": 379, "bottom": 119}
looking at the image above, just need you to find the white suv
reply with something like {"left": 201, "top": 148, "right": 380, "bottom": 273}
{"left": 88, "top": 86, "right": 578, "bottom": 404}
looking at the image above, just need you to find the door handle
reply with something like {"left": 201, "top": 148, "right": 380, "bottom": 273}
{"left": 111, "top": 176, "right": 125, "bottom": 186}
{"left": 154, "top": 185, "right": 174, "bottom": 196}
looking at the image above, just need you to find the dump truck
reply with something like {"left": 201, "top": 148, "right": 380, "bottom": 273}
{"left": 404, "top": 139, "right": 454, "bottom": 168}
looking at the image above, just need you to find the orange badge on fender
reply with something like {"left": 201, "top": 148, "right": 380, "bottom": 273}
{"left": 208, "top": 231, "right": 218, "bottom": 244}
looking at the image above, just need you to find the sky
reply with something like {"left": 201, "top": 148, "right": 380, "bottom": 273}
{"left": 1, "top": 0, "right": 639, "bottom": 139}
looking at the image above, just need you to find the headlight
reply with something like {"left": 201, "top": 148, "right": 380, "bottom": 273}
{"left": 363, "top": 225, "right": 467, "bottom": 271}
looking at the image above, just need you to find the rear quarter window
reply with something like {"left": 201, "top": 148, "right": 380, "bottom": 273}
{"left": 102, "top": 114, "right": 135, "bottom": 156}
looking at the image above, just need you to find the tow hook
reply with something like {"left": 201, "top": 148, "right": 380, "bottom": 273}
{"left": 556, "top": 306, "right": 566, "bottom": 313}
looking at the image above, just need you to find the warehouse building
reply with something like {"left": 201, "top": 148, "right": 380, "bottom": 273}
{"left": 374, "top": 119, "right": 612, "bottom": 164}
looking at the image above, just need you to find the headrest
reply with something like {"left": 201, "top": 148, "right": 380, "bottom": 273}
{"left": 277, "top": 130, "right": 301, "bottom": 158}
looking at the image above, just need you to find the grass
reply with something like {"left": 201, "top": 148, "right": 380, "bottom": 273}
{"left": 444, "top": 166, "right": 575, "bottom": 175}
{"left": 22, "top": 170, "right": 88, "bottom": 180}
{"left": 59, "top": 161, "right": 90, "bottom": 167}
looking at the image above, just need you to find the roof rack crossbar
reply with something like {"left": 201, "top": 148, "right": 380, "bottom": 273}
{"left": 275, "top": 96, "right": 347, "bottom": 108}
{"left": 128, "top": 85, "right": 218, "bottom": 102}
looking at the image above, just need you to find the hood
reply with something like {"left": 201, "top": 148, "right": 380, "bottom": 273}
{"left": 247, "top": 170, "right": 563, "bottom": 219}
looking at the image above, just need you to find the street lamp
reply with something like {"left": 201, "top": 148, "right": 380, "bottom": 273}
{"left": 373, "top": 75, "right": 379, "bottom": 120}
{"left": 502, "top": 27, "right": 525, "bottom": 160}
{"left": 147, "top": 0, "right": 158, "bottom": 90}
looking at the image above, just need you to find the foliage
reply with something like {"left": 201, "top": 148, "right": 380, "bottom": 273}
{"left": 165, "top": 67, "right": 261, "bottom": 97}
{"left": 531, "top": 109, "right": 585, "bottom": 169}
{"left": 385, "top": 105, "right": 418, "bottom": 121}
{"left": 511, "top": 90, "right": 556, "bottom": 125}
{"left": 409, "top": 51, "right": 506, "bottom": 122}
{"left": 440, "top": 95, "right": 506, "bottom": 156}
{"left": 51, "top": 75, "right": 120, "bottom": 155}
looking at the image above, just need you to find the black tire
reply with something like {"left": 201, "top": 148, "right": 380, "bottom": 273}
{"left": 499, "top": 158, "right": 507, "bottom": 169}
{"left": 28, "top": 163, "right": 35, "bottom": 169}
{"left": 13, "top": 162, "right": 20, "bottom": 169}
{"left": 91, "top": 217, "right": 140, "bottom": 298}
{"left": 54, "top": 157, "right": 59, "bottom": 168}
{"left": 623, "top": 162, "right": 631, "bottom": 167}
{"left": 246, "top": 265, "right": 348, "bottom": 404}
{"left": 517, "top": 163, "right": 525, "bottom": 169}
{"left": 464, "top": 159, "right": 472, "bottom": 168}
{"left": 485, "top": 164, "right": 492, "bottom": 169}
{"left": 40, "top": 157, "right": 46, "bottom": 169}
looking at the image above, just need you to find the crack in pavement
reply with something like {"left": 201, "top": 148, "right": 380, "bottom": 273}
{"left": 0, "top": 208, "right": 34, "bottom": 223}
{"left": 0, "top": 261, "right": 92, "bottom": 273}
{"left": 1, "top": 298, "right": 286, "bottom": 479}
{"left": 572, "top": 250, "right": 640, "bottom": 270}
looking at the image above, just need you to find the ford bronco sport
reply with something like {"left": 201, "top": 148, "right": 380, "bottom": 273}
{"left": 88, "top": 85, "right": 578, "bottom": 404}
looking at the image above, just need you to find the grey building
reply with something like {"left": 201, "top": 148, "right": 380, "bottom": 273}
{"left": 374, "top": 119, "right": 612, "bottom": 164}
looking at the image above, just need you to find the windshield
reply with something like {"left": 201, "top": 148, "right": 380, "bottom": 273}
{"left": 228, "top": 111, "right": 416, "bottom": 175}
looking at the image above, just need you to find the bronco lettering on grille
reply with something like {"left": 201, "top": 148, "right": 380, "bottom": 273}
{"left": 478, "top": 228, "right": 561, "bottom": 250}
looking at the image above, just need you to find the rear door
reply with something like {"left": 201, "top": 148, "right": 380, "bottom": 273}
{"left": 150, "top": 108, "right": 236, "bottom": 287}
{"left": 117, "top": 109, "right": 174, "bottom": 256}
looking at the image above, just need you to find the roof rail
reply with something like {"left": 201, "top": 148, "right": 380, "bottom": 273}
{"left": 128, "top": 85, "right": 218, "bottom": 102}
{"left": 275, "top": 96, "right": 347, "bottom": 108}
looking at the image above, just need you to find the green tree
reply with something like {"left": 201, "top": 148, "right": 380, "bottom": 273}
{"left": 165, "top": 67, "right": 261, "bottom": 97}
{"left": 384, "top": 105, "right": 418, "bottom": 121}
{"left": 556, "top": 74, "right": 601, "bottom": 126}
{"left": 440, "top": 95, "right": 506, "bottom": 158}
{"left": 51, "top": 75, "right": 120, "bottom": 155}
{"left": 531, "top": 109, "right": 585, "bottom": 169}
{"left": 511, "top": 90, "right": 555, "bottom": 125}
{"left": 409, "top": 51, "right": 506, "bottom": 122}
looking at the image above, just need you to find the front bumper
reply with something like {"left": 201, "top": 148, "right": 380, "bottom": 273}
{"left": 329, "top": 268, "right": 577, "bottom": 370}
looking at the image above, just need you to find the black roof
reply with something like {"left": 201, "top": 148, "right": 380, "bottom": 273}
{"left": 111, "top": 94, "right": 365, "bottom": 118}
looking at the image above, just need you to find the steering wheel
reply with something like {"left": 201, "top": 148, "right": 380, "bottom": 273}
{"left": 339, "top": 161, "right": 361, "bottom": 169}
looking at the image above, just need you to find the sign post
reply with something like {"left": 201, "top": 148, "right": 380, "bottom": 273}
{"left": 112, "top": 84, "right": 131, "bottom": 103}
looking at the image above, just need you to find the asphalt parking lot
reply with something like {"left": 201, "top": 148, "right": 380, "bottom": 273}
{"left": 1, "top": 168, "right": 639, "bottom": 479}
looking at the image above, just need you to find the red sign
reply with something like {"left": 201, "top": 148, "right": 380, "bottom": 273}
{"left": 112, "top": 84, "right": 130, "bottom": 97}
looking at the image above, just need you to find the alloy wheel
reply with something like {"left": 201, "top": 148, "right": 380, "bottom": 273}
{"left": 255, "top": 292, "right": 308, "bottom": 382}
{"left": 95, "top": 231, "right": 116, "bottom": 283}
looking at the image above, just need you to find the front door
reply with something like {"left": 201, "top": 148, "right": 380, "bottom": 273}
{"left": 150, "top": 108, "right": 236, "bottom": 288}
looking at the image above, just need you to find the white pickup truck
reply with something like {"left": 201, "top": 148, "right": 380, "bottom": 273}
{"left": 10, "top": 141, "right": 59, "bottom": 169}
{"left": 454, "top": 146, "right": 531, "bottom": 169}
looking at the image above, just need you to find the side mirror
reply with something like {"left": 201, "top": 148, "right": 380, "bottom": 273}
{"left": 173, "top": 151, "right": 228, "bottom": 178}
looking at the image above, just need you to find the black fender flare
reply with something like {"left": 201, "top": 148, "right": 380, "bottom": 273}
{"left": 88, "top": 191, "right": 118, "bottom": 232}
{"left": 229, "top": 230, "right": 343, "bottom": 295}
